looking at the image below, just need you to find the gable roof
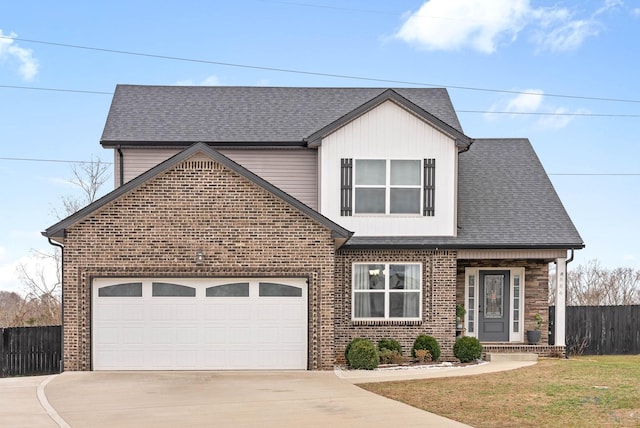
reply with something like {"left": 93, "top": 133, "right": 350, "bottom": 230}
{"left": 100, "top": 85, "right": 465, "bottom": 147}
{"left": 346, "top": 138, "right": 584, "bottom": 250}
{"left": 43, "top": 143, "right": 353, "bottom": 244}
{"left": 305, "top": 89, "right": 472, "bottom": 150}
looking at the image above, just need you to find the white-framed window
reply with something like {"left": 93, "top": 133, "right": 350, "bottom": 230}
{"left": 354, "top": 159, "right": 422, "bottom": 215}
{"left": 352, "top": 263, "right": 422, "bottom": 320}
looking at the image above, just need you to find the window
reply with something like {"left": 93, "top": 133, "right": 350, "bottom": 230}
{"left": 152, "top": 282, "right": 196, "bottom": 297}
{"left": 206, "top": 283, "right": 250, "bottom": 297}
{"left": 352, "top": 263, "right": 421, "bottom": 319}
{"left": 98, "top": 282, "right": 142, "bottom": 297}
{"left": 341, "top": 158, "right": 435, "bottom": 216}
{"left": 259, "top": 282, "right": 302, "bottom": 297}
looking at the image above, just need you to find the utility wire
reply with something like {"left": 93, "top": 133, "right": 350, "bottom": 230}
{"left": 3, "top": 35, "right": 640, "bottom": 105}
{"left": 0, "top": 156, "right": 638, "bottom": 175}
{"left": 0, "top": 157, "right": 112, "bottom": 164}
{"left": 0, "top": 84, "right": 638, "bottom": 118}
{"left": 0, "top": 84, "right": 112, "bottom": 95}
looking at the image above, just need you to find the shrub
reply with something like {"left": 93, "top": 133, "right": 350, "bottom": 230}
{"left": 346, "top": 338, "right": 379, "bottom": 370}
{"left": 378, "top": 338, "right": 402, "bottom": 354}
{"left": 412, "top": 334, "right": 441, "bottom": 361}
{"left": 414, "top": 349, "right": 432, "bottom": 363}
{"left": 453, "top": 336, "right": 482, "bottom": 363}
{"left": 344, "top": 337, "right": 367, "bottom": 362}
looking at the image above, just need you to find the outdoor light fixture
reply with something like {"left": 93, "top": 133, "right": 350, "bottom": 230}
{"left": 195, "top": 249, "right": 205, "bottom": 265}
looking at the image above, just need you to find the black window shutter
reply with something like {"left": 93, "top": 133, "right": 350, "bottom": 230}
{"left": 423, "top": 159, "right": 435, "bottom": 216}
{"left": 341, "top": 158, "right": 353, "bottom": 216}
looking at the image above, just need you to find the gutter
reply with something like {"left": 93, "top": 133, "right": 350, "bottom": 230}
{"left": 47, "top": 238, "right": 64, "bottom": 373}
{"left": 117, "top": 145, "right": 124, "bottom": 187}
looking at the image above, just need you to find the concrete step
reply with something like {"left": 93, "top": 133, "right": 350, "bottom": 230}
{"left": 485, "top": 352, "right": 538, "bottom": 362}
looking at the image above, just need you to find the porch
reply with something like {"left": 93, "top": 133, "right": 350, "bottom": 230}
{"left": 481, "top": 343, "right": 566, "bottom": 358}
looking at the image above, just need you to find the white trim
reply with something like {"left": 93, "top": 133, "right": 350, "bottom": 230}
{"left": 464, "top": 267, "right": 525, "bottom": 342}
{"left": 351, "top": 262, "right": 423, "bottom": 322}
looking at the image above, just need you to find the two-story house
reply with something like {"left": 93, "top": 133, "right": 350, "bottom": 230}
{"left": 44, "top": 86, "right": 583, "bottom": 371}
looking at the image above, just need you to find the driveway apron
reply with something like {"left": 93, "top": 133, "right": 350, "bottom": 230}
{"left": 45, "top": 371, "right": 470, "bottom": 427}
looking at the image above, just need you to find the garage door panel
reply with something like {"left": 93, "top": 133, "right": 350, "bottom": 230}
{"left": 93, "top": 278, "right": 307, "bottom": 370}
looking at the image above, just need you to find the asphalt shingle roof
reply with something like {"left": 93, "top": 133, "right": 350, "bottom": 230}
{"left": 346, "top": 138, "right": 584, "bottom": 249}
{"left": 101, "top": 85, "right": 463, "bottom": 145}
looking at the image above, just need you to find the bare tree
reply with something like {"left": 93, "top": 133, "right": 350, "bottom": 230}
{"left": 563, "top": 260, "right": 640, "bottom": 306}
{"left": 52, "top": 156, "right": 110, "bottom": 220}
{"left": 12, "top": 156, "right": 110, "bottom": 326}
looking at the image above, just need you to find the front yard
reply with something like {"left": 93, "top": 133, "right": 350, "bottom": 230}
{"left": 360, "top": 355, "right": 640, "bottom": 427}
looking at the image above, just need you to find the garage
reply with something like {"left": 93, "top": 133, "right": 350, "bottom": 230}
{"left": 92, "top": 278, "right": 308, "bottom": 370}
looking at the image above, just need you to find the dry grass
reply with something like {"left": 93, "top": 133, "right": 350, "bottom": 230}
{"left": 360, "top": 355, "right": 640, "bottom": 427}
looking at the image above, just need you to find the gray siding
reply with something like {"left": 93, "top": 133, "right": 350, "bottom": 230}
{"left": 118, "top": 147, "right": 318, "bottom": 209}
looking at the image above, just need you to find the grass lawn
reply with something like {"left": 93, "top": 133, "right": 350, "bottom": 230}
{"left": 360, "top": 355, "right": 640, "bottom": 427}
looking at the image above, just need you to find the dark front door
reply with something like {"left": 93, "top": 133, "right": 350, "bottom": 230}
{"left": 478, "top": 270, "right": 510, "bottom": 342}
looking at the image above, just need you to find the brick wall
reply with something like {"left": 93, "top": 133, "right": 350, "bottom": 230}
{"left": 60, "top": 156, "right": 337, "bottom": 370}
{"left": 334, "top": 250, "right": 458, "bottom": 362}
{"left": 456, "top": 259, "right": 550, "bottom": 344}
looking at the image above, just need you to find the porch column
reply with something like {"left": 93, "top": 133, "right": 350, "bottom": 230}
{"left": 554, "top": 257, "right": 567, "bottom": 347}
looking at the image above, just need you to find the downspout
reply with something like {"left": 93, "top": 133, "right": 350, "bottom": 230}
{"left": 47, "top": 237, "right": 64, "bottom": 372}
{"left": 563, "top": 248, "right": 574, "bottom": 358}
{"left": 117, "top": 145, "right": 124, "bottom": 187}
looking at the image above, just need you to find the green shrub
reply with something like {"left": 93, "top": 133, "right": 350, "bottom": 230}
{"left": 453, "top": 336, "right": 482, "bottom": 363}
{"left": 412, "top": 334, "right": 441, "bottom": 361}
{"left": 344, "top": 337, "right": 368, "bottom": 361}
{"left": 346, "top": 338, "right": 379, "bottom": 370}
{"left": 378, "top": 338, "right": 402, "bottom": 354}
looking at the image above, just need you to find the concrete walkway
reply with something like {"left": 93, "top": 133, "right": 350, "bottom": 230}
{"left": 0, "top": 360, "right": 535, "bottom": 428}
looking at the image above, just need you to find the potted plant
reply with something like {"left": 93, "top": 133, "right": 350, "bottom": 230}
{"left": 526, "top": 313, "right": 544, "bottom": 344}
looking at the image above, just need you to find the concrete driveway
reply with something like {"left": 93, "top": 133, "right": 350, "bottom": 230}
{"left": 31, "top": 371, "right": 470, "bottom": 427}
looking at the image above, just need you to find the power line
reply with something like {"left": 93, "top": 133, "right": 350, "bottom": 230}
{"left": 1, "top": 157, "right": 638, "bottom": 175}
{"left": 0, "top": 85, "right": 112, "bottom": 95}
{"left": 0, "top": 83, "right": 638, "bottom": 118}
{"left": 459, "top": 110, "right": 640, "bottom": 118}
{"left": 3, "top": 34, "right": 640, "bottom": 104}
{"left": 0, "top": 157, "right": 112, "bottom": 164}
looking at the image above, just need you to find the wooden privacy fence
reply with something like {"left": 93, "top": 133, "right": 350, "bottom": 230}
{"left": 1, "top": 326, "right": 61, "bottom": 377}
{"left": 561, "top": 305, "right": 640, "bottom": 355}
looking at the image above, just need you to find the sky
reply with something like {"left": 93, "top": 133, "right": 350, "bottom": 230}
{"left": 1, "top": 0, "right": 639, "bottom": 294}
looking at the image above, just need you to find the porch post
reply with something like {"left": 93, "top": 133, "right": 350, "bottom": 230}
{"left": 554, "top": 257, "right": 567, "bottom": 347}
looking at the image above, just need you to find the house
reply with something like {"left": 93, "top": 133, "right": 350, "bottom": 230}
{"left": 44, "top": 85, "right": 583, "bottom": 371}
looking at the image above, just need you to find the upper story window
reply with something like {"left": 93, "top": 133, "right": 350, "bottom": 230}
{"left": 341, "top": 158, "right": 435, "bottom": 217}
{"left": 355, "top": 160, "right": 421, "bottom": 214}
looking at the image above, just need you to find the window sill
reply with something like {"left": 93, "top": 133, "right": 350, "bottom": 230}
{"left": 351, "top": 319, "right": 423, "bottom": 326}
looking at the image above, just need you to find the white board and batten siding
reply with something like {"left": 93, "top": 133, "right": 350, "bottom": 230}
{"left": 319, "top": 100, "right": 458, "bottom": 237}
{"left": 116, "top": 148, "right": 318, "bottom": 210}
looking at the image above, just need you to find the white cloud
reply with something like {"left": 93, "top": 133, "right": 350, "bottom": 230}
{"left": 395, "top": 0, "right": 620, "bottom": 53}
{"left": 486, "top": 90, "right": 588, "bottom": 129}
{"left": 633, "top": 8, "right": 640, "bottom": 18}
{"left": 395, "top": 0, "right": 530, "bottom": 53}
{"left": 175, "top": 75, "right": 220, "bottom": 86}
{"left": 0, "top": 29, "right": 39, "bottom": 80}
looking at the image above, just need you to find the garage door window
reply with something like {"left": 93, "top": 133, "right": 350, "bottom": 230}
{"left": 97, "top": 282, "right": 142, "bottom": 297}
{"left": 259, "top": 282, "right": 302, "bottom": 297}
{"left": 152, "top": 282, "right": 196, "bottom": 297}
{"left": 206, "top": 283, "right": 250, "bottom": 297}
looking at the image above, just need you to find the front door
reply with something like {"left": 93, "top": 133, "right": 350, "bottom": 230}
{"left": 478, "top": 270, "right": 510, "bottom": 342}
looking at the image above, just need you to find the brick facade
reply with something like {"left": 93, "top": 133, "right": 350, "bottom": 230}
{"left": 59, "top": 153, "right": 555, "bottom": 371}
{"left": 334, "top": 250, "right": 458, "bottom": 362}
{"left": 61, "top": 156, "right": 337, "bottom": 370}
{"left": 456, "top": 259, "right": 550, "bottom": 344}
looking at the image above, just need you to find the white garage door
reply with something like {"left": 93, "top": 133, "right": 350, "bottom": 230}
{"left": 92, "top": 278, "right": 308, "bottom": 370}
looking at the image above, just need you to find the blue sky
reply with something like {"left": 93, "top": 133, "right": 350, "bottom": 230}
{"left": 1, "top": 0, "right": 639, "bottom": 293}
